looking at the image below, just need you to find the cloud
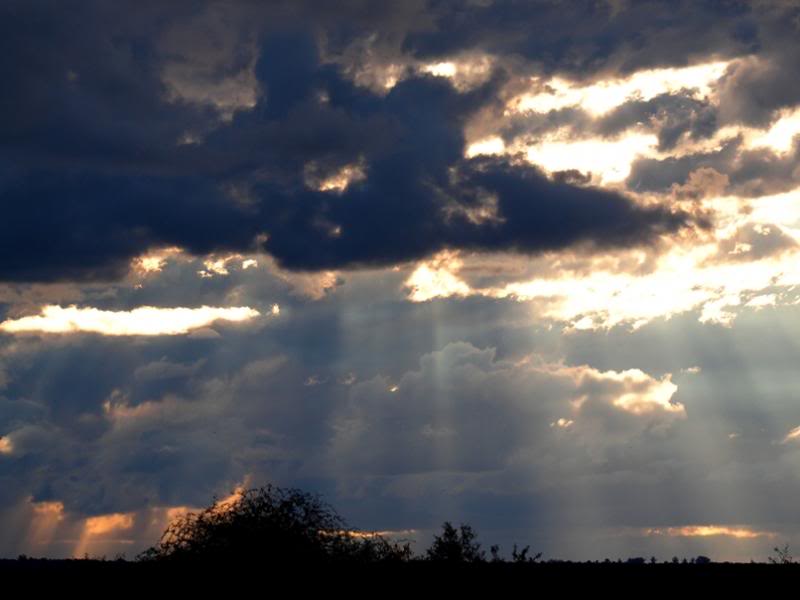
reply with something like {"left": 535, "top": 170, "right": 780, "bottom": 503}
{"left": 645, "top": 524, "right": 776, "bottom": 539}
{"left": 0, "top": 3, "right": 699, "bottom": 283}
{"left": 330, "top": 342, "right": 683, "bottom": 476}
{"left": 7, "top": 0, "right": 800, "bottom": 564}
{"left": 0, "top": 305, "right": 261, "bottom": 336}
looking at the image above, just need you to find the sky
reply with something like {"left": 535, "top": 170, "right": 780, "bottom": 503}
{"left": 3, "top": 0, "right": 800, "bottom": 562}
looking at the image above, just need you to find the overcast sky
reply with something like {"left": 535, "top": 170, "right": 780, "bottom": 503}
{"left": 3, "top": 0, "right": 800, "bottom": 561}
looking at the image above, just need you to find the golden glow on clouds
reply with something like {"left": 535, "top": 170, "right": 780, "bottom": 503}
{"left": 74, "top": 511, "right": 136, "bottom": 557}
{"left": 465, "top": 128, "right": 664, "bottom": 185}
{"left": 19, "top": 497, "right": 202, "bottom": 557}
{"left": 0, "top": 436, "right": 12, "bottom": 454}
{"left": 304, "top": 159, "right": 366, "bottom": 194}
{"left": 669, "top": 112, "right": 800, "bottom": 159}
{"left": 208, "top": 477, "right": 251, "bottom": 515}
{"left": 32, "top": 500, "right": 65, "bottom": 519}
{"left": 317, "top": 163, "right": 367, "bottom": 194}
{"left": 406, "top": 190, "right": 800, "bottom": 330}
{"left": 197, "top": 253, "right": 251, "bottom": 278}
{"left": 423, "top": 61, "right": 456, "bottom": 78}
{"left": 511, "top": 60, "right": 730, "bottom": 116}
{"left": 747, "top": 107, "right": 800, "bottom": 154}
{"left": 132, "top": 247, "right": 184, "bottom": 275}
{"left": 406, "top": 251, "right": 471, "bottom": 302}
{"left": 548, "top": 363, "right": 683, "bottom": 416}
{"left": 646, "top": 525, "right": 775, "bottom": 539}
{"left": 420, "top": 55, "right": 494, "bottom": 91}
{"left": 84, "top": 513, "right": 135, "bottom": 536}
{"left": 613, "top": 373, "right": 680, "bottom": 415}
{"left": 465, "top": 126, "right": 662, "bottom": 184}
{"left": 501, "top": 245, "right": 800, "bottom": 328}
{"left": 0, "top": 304, "right": 261, "bottom": 336}
{"left": 465, "top": 136, "right": 506, "bottom": 158}
{"left": 351, "top": 53, "right": 494, "bottom": 93}
{"left": 467, "top": 60, "right": 760, "bottom": 184}
{"left": 332, "top": 528, "right": 417, "bottom": 539}
{"left": 132, "top": 248, "right": 267, "bottom": 280}
{"left": 28, "top": 499, "right": 66, "bottom": 548}
{"left": 783, "top": 425, "right": 800, "bottom": 443}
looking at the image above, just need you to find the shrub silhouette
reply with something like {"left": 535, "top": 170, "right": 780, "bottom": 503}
{"left": 425, "top": 521, "right": 485, "bottom": 563}
{"left": 138, "top": 484, "right": 411, "bottom": 565}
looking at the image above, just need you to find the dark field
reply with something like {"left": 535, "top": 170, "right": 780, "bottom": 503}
{"left": 3, "top": 558, "right": 800, "bottom": 591}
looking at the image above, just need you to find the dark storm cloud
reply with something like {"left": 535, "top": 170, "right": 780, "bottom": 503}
{"left": 257, "top": 152, "right": 692, "bottom": 271}
{"left": 0, "top": 172, "right": 261, "bottom": 282}
{"left": 0, "top": 0, "right": 700, "bottom": 283}
{"left": 404, "top": 0, "right": 759, "bottom": 78}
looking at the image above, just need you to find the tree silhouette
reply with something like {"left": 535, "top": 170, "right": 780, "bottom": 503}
{"left": 511, "top": 544, "right": 541, "bottom": 563}
{"left": 425, "top": 521, "right": 485, "bottom": 563}
{"left": 137, "top": 484, "right": 411, "bottom": 565}
{"left": 768, "top": 544, "right": 794, "bottom": 564}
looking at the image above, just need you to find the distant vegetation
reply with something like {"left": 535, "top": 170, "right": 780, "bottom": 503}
{"left": 4, "top": 485, "right": 800, "bottom": 588}
{"left": 134, "top": 482, "right": 787, "bottom": 567}
{"left": 5, "top": 482, "right": 798, "bottom": 575}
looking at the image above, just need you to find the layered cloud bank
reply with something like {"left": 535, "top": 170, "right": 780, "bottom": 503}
{"left": 4, "top": 0, "right": 800, "bottom": 562}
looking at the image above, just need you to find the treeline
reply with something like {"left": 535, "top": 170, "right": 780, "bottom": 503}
{"left": 5, "top": 484, "right": 797, "bottom": 567}
{"left": 129, "top": 484, "right": 793, "bottom": 566}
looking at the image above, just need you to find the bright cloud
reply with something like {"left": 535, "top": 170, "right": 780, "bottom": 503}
{"left": 405, "top": 191, "right": 800, "bottom": 330}
{"left": 305, "top": 160, "right": 367, "bottom": 194}
{"left": 406, "top": 251, "right": 471, "bottom": 302}
{"left": 782, "top": 425, "right": 800, "bottom": 444}
{"left": 131, "top": 246, "right": 185, "bottom": 275}
{"left": 646, "top": 525, "right": 776, "bottom": 539}
{"left": 84, "top": 512, "right": 135, "bottom": 536}
{"left": 0, "top": 305, "right": 261, "bottom": 336}
{"left": 525, "top": 132, "right": 658, "bottom": 183}
{"left": 544, "top": 362, "right": 684, "bottom": 417}
{"left": 511, "top": 60, "right": 730, "bottom": 116}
